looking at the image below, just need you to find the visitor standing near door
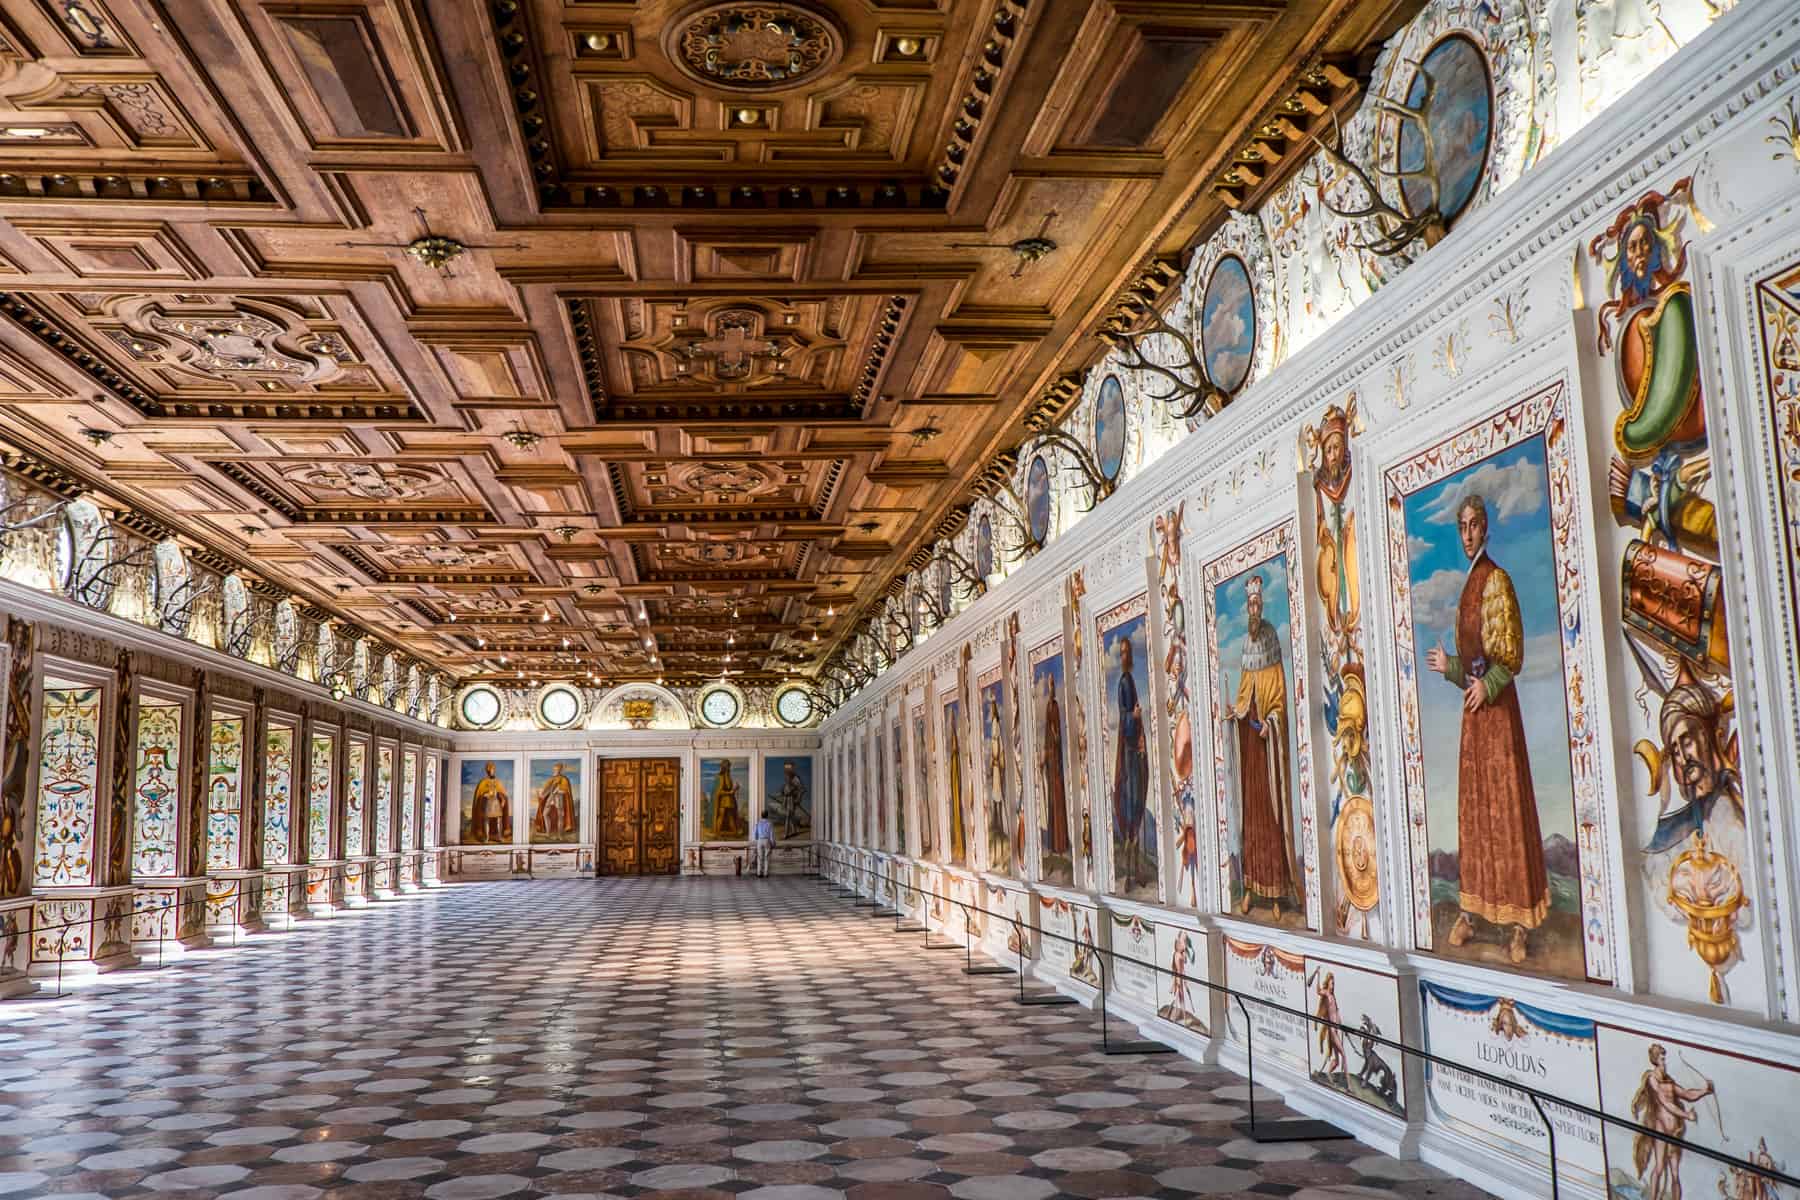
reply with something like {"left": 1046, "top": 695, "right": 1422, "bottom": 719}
{"left": 751, "top": 814, "right": 774, "bottom": 877}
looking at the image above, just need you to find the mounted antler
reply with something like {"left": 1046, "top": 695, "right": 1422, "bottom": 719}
{"left": 879, "top": 601, "right": 915, "bottom": 653}
{"left": 1308, "top": 67, "right": 1447, "bottom": 259}
{"left": 971, "top": 454, "right": 1040, "bottom": 560}
{"left": 156, "top": 571, "right": 213, "bottom": 638}
{"left": 1098, "top": 308, "right": 1226, "bottom": 421}
{"left": 68, "top": 529, "right": 153, "bottom": 609}
{"left": 915, "top": 581, "right": 948, "bottom": 631}
{"left": 318, "top": 650, "right": 349, "bottom": 699}
{"left": 227, "top": 599, "right": 272, "bottom": 660}
{"left": 1026, "top": 427, "right": 1114, "bottom": 511}
{"left": 861, "top": 627, "right": 893, "bottom": 672}
{"left": 936, "top": 545, "right": 987, "bottom": 602}
{"left": 0, "top": 495, "right": 68, "bottom": 544}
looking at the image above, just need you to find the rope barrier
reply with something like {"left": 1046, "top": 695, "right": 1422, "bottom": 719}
{"left": 816, "top": 845, "right": 1797, "bottom": 1198}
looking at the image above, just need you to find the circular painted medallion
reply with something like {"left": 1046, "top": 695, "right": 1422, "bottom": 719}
{"left": 974, "top": 514, "right": 994, "bottom": 579}
{"left": 1398, "top": 33, "right": 1492, "bottom": 226}
{"left": 1025, "top": 454, "right": 1052, "bottom": 546}
{"left": 1335, "top": 794, "right": 1380, "bottom": 912}
{"left": 1093, "top": 373, "right": 1126, "bottom": 482}
{"left": 667, "top": 3, "right": 844, "bottom": 92}
{"left": 1200, "top": 254, "right": 1256, "bottom": 397}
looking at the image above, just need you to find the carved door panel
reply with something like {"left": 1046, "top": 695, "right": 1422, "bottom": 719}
{"left": 641, "top": 758, "right": 680, "bottom": 875}
{"left": 598, "top": 757, "right": 681, "bottom": 876}
{"left": 599, "top": 758, "right": 642, "bottom": 876}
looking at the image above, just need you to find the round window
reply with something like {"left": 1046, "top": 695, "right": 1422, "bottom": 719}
{"left": 775, "top": 685, "right": 815, "bottom": 727}
{"left": 459, "top": 686, "right": 502, "bottom": 729}
{"left": 536, "top": 684, "right": 583, "bottom": 730}
{"left": 699, "top": 684, "right": 742, "bottom": 729}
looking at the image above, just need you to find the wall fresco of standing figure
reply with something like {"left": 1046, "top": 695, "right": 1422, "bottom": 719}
{"left": 1098, "top": 593, "right": 1158, "bottom": 901}
{"left": 1029, "top": 636, "right": 1075, "bottom": 887}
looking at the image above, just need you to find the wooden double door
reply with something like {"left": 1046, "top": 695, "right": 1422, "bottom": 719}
{"left": 599, "top": 757, "right": 680, "bottom": 875}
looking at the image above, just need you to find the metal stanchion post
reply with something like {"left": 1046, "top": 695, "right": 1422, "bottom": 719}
{"left": 1014, "top": 915, "right": 1074, "bottom": 1006}
{"left": 1096, "top": 954, "right": 1174, "bottom": 1055}
{"left": 1229, "top": 994, "right": 1351, "bottom": 1142}
{"left": 962, "top": 903, "right": 1010, "bottom": 976}
{"left": 1528, "top": 1092, "right": 1561, "bottom": 1200}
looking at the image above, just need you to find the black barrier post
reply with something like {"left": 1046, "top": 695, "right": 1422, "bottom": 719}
{"left": 961, "top": 902, "right": 1010, "bottom": 976}
{"left": 1094, "top": 952, "right": 1175, "bottom": 1055}
{"left": 1230, "top": 994, "right": 1352, "bottom": 1143}
{"left": 895, "top": 882, "right": 924, "bottom": 933}
{"left": 1527, "top": 1093, "right": 1561, "bottom": 1200}
{"left": 872, "top": 867, "right": 898, "bottom": 917}
{"left": 1014, "top": 915, "right": 1076, "bottom": 1006}
{"left": 922, "top": 892, "right": 959, "bottom": 951}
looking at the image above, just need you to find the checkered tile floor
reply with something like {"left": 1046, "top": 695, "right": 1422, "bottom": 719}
{"left": 0, "top": 877, "right": 1493, "bottom": 1199}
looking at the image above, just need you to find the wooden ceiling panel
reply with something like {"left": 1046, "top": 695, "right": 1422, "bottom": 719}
{"left": 0, "top": 0, "right": 1418, "bottom": 686}
{"left": 242, "top": 0, "right": 464, "bottom": 153}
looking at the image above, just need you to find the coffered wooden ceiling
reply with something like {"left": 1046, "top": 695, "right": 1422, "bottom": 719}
{"left": 0, "top": 0, "right": 1416, "bottom": 688}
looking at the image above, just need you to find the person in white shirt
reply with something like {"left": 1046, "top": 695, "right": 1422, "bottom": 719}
{"left": 750, "top": 816, "right": 774, "bottom": 877}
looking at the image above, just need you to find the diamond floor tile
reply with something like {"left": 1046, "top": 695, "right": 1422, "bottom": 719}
{"left": 0, "top": 878, "right": 1497, "bottom": 1199}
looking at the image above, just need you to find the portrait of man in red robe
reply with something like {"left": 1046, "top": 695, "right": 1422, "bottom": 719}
{"left": 1423, "top": 493, "right": 1549, "bottom": 966}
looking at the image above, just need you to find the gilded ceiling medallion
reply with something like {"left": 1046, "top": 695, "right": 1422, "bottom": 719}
{"left": 666, "top": 3, "right": 843, "bottom": 92}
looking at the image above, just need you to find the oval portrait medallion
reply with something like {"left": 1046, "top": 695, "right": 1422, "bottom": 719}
{"left": 1094, "top": 373, "right": 1126, "bottom": 483}
{"left": 1399, "top": 33, "right": 1493, "bottom": 226}
{"left": 1200, "top": 254, "right": 1256, "bottom": 397}
{"left": 1025, "top": 454, "right": 1052, "bottom": 546}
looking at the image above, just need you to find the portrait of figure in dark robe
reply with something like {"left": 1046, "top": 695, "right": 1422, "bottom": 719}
{"left": 979, "top": 680, "right": 1011, "bottom": 874}
{"left": 1400, "top": 433, "right": 1583, "bottom": 980}
{"left": 1032, "top": 646, "right": 1074, "bottom": 886}
{"left": 890, "top": 723, "right": 907, "bottom": 853}
{"left": 1100, "top": 606, "right": 1157, "bottom": 899}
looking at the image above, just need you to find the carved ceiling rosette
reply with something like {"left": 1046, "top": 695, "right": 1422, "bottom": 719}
{"left": 667, "top": 460, "right": 784, "bottom": 502}
{"left": 379, "top": 543, "right": 510, "bottom": 569}
{"left": 660, "top": 537, "right": 784, "bottom": 569}
{"left": 664, "top": 3, "right": 845, "bottom": 92}
{"left": 102, "top": 297, "right": 377, "bottom": 394}
{"left": 277, "top": 462, "right": 454, "bottom": 504}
